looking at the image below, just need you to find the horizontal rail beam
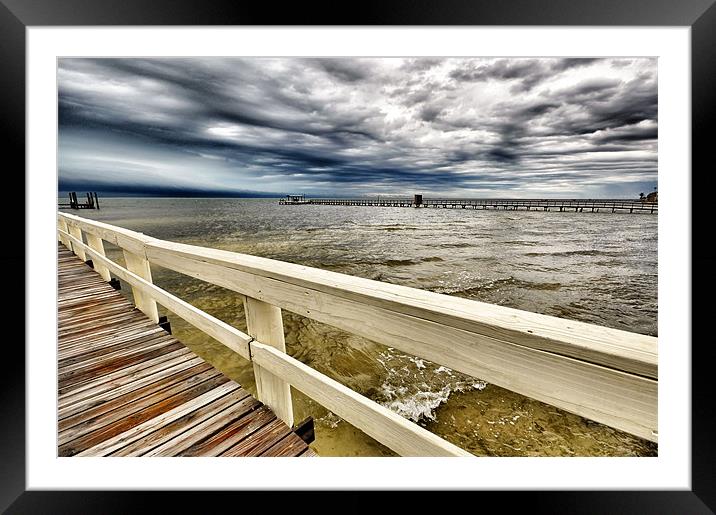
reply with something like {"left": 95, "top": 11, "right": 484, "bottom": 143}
{"left": 144, "top": 238, "right": 657, "bottom": 378}
{"left": 60, "top": 212, "right": 153, "bottom": 255}
{"left": 250, "top": 342, "right": 472, "bottom": 456}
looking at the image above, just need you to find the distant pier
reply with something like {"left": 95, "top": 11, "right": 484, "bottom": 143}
{"left": 59, "top": 191, "right": 100, "bottom": 210}
{"left": 279, "top": 195, "right": 657, "bottom": 214}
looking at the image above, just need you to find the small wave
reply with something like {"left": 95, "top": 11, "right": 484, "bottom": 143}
{"left": 381, "top": 226, "right": 418, "bottom": 232}
{"left": 375, "top": 350, "right": 488, "bottom": 422}
{"left": 382, "top": 386, "right": 452, "bottom": 422}
{"left": 380, "top": 381, "right": 487, "bottom": 422}
{"left": 500, "top": 240, "right": 541, "bottom": 247}
{"left": 421, "top": 256, "right": 444, "bottom": 262}
{"left": 435, "top": 277, "right": 561, "bottom": 296}
{"left": 523, "top": 249, "right": 623, "bottom": 258}
{"left": 438, "top": 242, "right": 476, "bottom": 248}
{"left": 364, "top": 224, "right": 419, "bottom": 232}
{"left": 384, "top": 259, "right": 418, "bottom": 267}
{"left": 317, "top": 411, "right": 343, "bottom": 429}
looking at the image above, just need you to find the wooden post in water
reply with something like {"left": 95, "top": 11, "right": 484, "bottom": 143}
{"left": 94, "top": 192, "right": 100, "bottom": 210}
{"left": 122, "top": 250, "right": 160, "bottom": 323}
{"left": 86, "top": 233, "right": 111, "bottom": 281}
{"left": 244, "top": 296, "right": 294, "bottom": 427}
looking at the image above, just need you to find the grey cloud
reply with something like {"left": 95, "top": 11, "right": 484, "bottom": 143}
{"left": 450, "top": 58, "right": 606, "bottom": 92}
{"left": 58, "top": 57, "right": 658, "bottom": 197}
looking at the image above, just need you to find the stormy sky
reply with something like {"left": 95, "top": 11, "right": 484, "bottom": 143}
{"left": 58, "top": 57, "right": 657, "bottom": 198}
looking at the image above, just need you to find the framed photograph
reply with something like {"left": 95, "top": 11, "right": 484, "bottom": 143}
{"left": 5, "top": 0, "right": 714, "bottom": 512}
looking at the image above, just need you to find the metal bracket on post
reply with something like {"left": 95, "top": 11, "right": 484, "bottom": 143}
{"left": 292, "top": 417, "right": 315, "bottom": 445}
{"left": 158, "top": 315, "right": 172, "bottom": 334}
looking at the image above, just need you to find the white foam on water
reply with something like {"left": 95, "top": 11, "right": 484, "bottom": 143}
{"left": 375, "top": 348, "right": 490, "bottom": 422}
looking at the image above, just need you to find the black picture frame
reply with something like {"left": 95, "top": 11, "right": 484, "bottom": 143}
{"left": 3, "top": 1, "right": 714, "bottom": 512}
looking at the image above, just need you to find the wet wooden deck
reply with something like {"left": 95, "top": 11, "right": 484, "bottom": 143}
{"left": 57, "top": 244, "right": 317, "bottom": 457}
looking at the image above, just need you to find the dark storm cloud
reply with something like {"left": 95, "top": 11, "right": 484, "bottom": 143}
{"left": 448, "top": 57, "right": 602, "bottom": 92}
{"left": 313, "top": 58, "right": 373, "bottom": 82}
{"left": 58, "top": 57, "right": 657, "bottom": 197}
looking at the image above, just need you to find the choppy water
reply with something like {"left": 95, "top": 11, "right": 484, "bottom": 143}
{"left": 66, "top": 197, "right": 658, "bottom": 456}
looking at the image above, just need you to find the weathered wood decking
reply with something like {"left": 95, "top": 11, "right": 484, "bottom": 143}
{"left": 57, "top": 244, "right": 316, "bottom": 457}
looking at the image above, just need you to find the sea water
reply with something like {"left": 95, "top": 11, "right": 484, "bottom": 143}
{"left": 65, "top": 197, "right": 658, "bottom": 456}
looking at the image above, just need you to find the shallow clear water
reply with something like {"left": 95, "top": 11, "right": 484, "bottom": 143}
{"left": 66, "top": 197, "right": 658, "bottom": 457}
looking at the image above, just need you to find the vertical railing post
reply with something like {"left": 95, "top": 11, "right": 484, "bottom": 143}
{"left": 86, "top": 233, "right": 111, "bottom": 282}
{"left": 122, "top": 249, "right": 160, "bottom": 323}
{"left": 244, "top": 296, "right": 294, "bottom": 427}
{"left": 58, "top": 217, "right": 70, "bottom": 247}
{"left": 67, "top": 223, "right": 86, "bottom": 261}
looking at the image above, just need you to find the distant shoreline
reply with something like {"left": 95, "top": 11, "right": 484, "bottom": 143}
{"left": 58, "top": 194, "right": 655, "bottom": 201}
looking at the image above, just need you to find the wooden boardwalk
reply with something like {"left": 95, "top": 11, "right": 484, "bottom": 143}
{"left": 57, "top": 244, "right": 316, "bottom": 457}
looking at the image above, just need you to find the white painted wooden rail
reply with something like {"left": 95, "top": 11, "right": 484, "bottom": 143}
{"left": 57, "top": 212, "right": 658, "bottom": 452}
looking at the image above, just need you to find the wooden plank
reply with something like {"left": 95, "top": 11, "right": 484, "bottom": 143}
{"left": 57, "top": 292, "right": 125, "bottom": 311}
{"left": 58, "top": 311, "right": 140, "bottom": 336}
{"left": 109, "top": 388, "right": 256, "bottom": 456}
{"left": 146, "top": 238, "right": 656, "bottom": 378}
{"left": 58, "top": 337, "right": 182, "bottom": 378}
{"left": 123, "top": 249, "right": 160, "bottom": 324}
{"left": 58, "top": 346, "right": 194, "bottom": 396}
{"left": 250, "top": 342, "right": 472, "bottom": 456}
{"left": 59, "top": 352, "right": 202, "bottom": 408}
{"left": 58, "top": 311, "right": 148, "bottom": 339}
{"left": 261, "top": 432, "right": 312, "bottom": 457}
{"left": 74, "top": 381, "right": 239, "bottom": 456}
{"left": 59, "top": 327, "right": 169, "bottom": 361}
{"left": 61, "top": 375, "right": 232, "bottom": 456}
{"left": 244, "top": 296, "right": 294, "bottom": 427}
{"left": 58, "top": 341, "right": 186, "bottom": 390}
{"left": 220, "top": 418, "right": 292, "bottom": 457}
{"left": 59, "top": 362, "right": 214, "bottom": 422}
{"left": 58, "top": 368, "right": 224, "bottom": 445}
{"left": 59, "top": 326, "right": 167, "bottom": 359}
{"left": 178, "top": 405, "right": 276, "bottom": 457}
{"left": 59, "top": 332, "right": 175, "bottom": 369}
{"left": 141, "top": 392, "right": 258, "bottom": 456}
{"left": 59, "top": 323, "right": 165, "bottom": 355}
{"left": 59, "top": 297, "right": 130, "bottom": 314}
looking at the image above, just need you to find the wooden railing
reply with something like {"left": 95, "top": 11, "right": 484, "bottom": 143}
{"left": 57, "top": 212, "right": 658, "bottom": 456}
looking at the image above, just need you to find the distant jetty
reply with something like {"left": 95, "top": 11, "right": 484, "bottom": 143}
{"left": 279, "top": 194, "right": 657, "bottom": 214}
{"left": 59, "top": 191, "right": 100, "bottom": 210}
